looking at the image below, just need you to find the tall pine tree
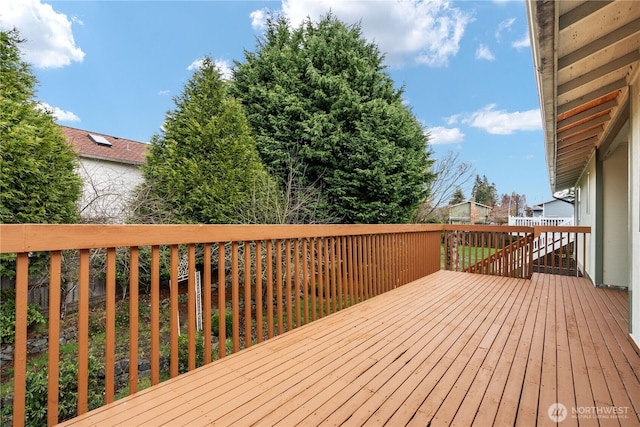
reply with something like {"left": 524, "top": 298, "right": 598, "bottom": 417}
{"left": 233, "top": 15, "right": 434, "bottom": 223}
{"left": 140, "top": 57, "right": 269, "bottom": 224}
{"left": 0, "top": 29, "right": 81, "bottom": 224}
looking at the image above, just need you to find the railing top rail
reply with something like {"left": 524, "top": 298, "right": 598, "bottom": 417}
{"left": 0, "top": 223, "right": 444, "bottom": 253}
{"left": 442, "top": 224, "right": 533, "bottom": 232}
{"left": 533, "top": 225, "right": 591, "bottom": 234}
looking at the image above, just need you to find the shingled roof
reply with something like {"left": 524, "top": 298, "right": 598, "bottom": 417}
{"left": 60, "top": 126, "right": 148, "bottom": 165}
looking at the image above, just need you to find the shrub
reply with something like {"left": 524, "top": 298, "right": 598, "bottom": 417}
{"left": 0, "top": 353, "right": 104, "bottom": 426}
{"left": 0, "top": 289, "right": 46, "bottom": 344}
{"left": 177, "top": 331, "right": 204, "bottom": 374}
{"left": 211, "top": 309, "right": 233, "bottom": 338}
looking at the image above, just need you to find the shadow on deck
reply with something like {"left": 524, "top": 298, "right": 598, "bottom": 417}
{"left": 60, "top": 271, "right": 639, "bottom": 426}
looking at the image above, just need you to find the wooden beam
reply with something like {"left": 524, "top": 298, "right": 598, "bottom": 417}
{"left": 559, "top": 1, "right": 613, "bottom": 30}
{"left": 559, "top": 18, "right": 640, "bottom": 71}
{"left": 557, "top": 99, "right": 617, "bottom": 131}
{"left": 558, "top": 130, "right": 602, "bottom": 150}
{"left": 557, "top": 79, "right": 625, "bottom": 116}
{"left": 557, "top": 114, "right": 609, "bottom": 140}
{"left": 558, "top": 51, "right": 640, "bottom": 96}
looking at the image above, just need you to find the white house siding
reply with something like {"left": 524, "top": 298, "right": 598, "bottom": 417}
{"left": 576, "top": 158, "right": 597, "bottom": 283}
{"left": 541, "top": 199, "right": 573, "bottom": 218}
{"left": 630, "top": 75, "right": 640, "bottom": 346}
{"left": 603, "top": 139, "right": 629, "bottom": 288}
{"left": 76, "top": 157, "right": 144, "bottom": 223}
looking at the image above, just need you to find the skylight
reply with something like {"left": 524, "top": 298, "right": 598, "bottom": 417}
{"left": 88, "top": 134, "right": 112, "bottom": 147}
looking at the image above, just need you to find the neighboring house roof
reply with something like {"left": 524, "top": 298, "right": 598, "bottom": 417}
{"left": 60, "top": 126, "right": 148, "bottom": 165}
{"left": 449, "top": 201, "right": 492, "bottom": 210}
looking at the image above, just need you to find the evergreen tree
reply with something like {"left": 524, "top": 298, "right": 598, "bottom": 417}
{"left": 139, "top": 57, "right": 270, "bottom": 224}
{"left": 450, "top": 188, "right": 466, "bottom": 205}
{"left": 233, "top": 15, "right": 433, "bottom": 223}
{"left": 471, "top": 174, "right": 497, "bottom": 206}
{"left": 0, "top": 29, "right": 81, "bottom": 224}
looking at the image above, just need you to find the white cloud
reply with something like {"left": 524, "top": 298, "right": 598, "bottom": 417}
{"left": 157, "top": 90, "right": 170, "bottom": 96}
{"left": 254, "top": 0, "right": 472, "bottom": 67}
{"left": 37, "top": 102, "right": 80, "bottom": 122}
{"left": 214, "top": 59, "right": 233, "bottom": 80}
{"left": 0, "top": 0, "right": 84, "bottom": 68}
{"left": 187, "top": 57, "right": 205, "bottom": 71}
{"left": 495, "top": 17, "right": 515, "bottom": 41}
{"left": 462, "top": 104, "right": 541, "bottom": 135}
{"left": 250, "top": 8, "right": 269, "bottom": 30}
{"left": 187, "top": 57, "right": 233, "bottom": 80}
{"left": 475, "top": 44, "right": 495, "bottom": 61}
{"left": 445, "top": 114, "right": 461, "bottom": 125}
{"left": 426, "top": 126, "right": 465, "bottom": 144}
{"left": 512, "top": 33, "right": 530, "bottom": 49}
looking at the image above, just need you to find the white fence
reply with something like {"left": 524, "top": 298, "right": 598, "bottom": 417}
{"left": 508, "top": 216, "right": 574, "bottom": 227}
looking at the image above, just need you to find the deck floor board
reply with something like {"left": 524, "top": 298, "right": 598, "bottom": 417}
{"left": 59, "top": 271, "right": 640, "bottom": 426}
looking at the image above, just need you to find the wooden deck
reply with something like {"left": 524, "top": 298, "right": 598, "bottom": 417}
{"left": 60, "top": 271, "right": 640, "bottom": 426}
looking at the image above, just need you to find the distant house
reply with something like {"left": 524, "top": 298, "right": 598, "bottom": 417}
{"left": 530, "top": 199, "right": 573, "bottom": 219}
{"left": 448, "top": 201, "right": 491, "bottom": 224}
{"left": 60, "top": 126, "right": 148, "bottom": 223}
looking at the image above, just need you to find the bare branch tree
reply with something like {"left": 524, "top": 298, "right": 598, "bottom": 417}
{"left": 414, "top": 150, "right": 474, "bottom": 222}
{"left": 238, "top": 155, "right": 341, "bottom": 225}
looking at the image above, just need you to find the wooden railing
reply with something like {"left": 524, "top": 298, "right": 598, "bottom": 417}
{"left": 532, "top": 226, "right": 589, "bottom": 276}
{"left": 0, "top": 224, "right": 442, "bottom": 427}
{"left": 441, "top": 225, "right": 590, "bottom": 279}
{"left": 0, "top": 223, "right": 590, "bottom": 426}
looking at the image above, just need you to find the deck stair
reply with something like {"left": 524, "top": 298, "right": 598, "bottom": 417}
{"left": 463, "top": 219, "right": 577, "bottom": 278}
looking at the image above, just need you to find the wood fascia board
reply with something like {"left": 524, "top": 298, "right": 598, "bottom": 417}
{"left": 527, "top": 0, "right": 558, "bottom": 192}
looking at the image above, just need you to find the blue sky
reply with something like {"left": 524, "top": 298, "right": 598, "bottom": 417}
{"left": 1, "top": 0, "right": 554, "bottom": 207}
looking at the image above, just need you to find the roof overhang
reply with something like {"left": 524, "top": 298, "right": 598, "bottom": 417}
{"left": 526, "top": 0, "right": 640, "bottom": 193}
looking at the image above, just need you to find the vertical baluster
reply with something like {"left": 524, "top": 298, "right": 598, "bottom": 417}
{"left": 129, "top": 247, "right": 139, "bottom": 394}
{"left": 48, "top": 252, "right": 61, "bottom": 426}
{"left": 244, "top": 242, "right": 252, "bottom": 348}
{"left": 218, "top": 243, "right": 226, "bottom": 359}
{"left": 203, "top": 244, "right": 212, "bottom": 364}
{"left": 255, "top": 241, "right": 263, "bottom": 343}
{"left": 231, "top": 241, "right": 240, "bottom": 353}
{"left": 13, "top": 253, "right": 29, "bottom": 427}
{"left": 324, "top": 237, "right": 330, "bottom": 315}
{"left": 188, "top": 244, "right": 196, "bottom": 369}
{"left": 285, "top": 239, "right": 292, "bottom": 331}
{"left": 310, "top": 238, "right": 317, "bottom": 321}
{"left": 276, "top": 240, "right": 283, "bottom": 333}
{"left": 337, "top": 237, "right": 344, "bottom": 309}
{"left": 302, "top": 239, "right": 309, "bottom": 323}
{"left": 78, "top": 249, "right": 90, "bottom": 414}
{"left": 294, "top": 239, "right": 301, "bottom": 327}
{"left": 316, "top": 237, "right": 324, "bottom": 318}
{"left": 266, "top": 240, "right": 274, "bottom": 339}
{"left": 150, "top": 246, "right": 160, "bottom": 384}
{"left": 170, "top": 246, "right": 179, "bottom": 377}
{"left": 105, "top": 248, "right": 116, "bottom": 403}
{"left": 331, "top": 237, "right": 337, "bottom": 313}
